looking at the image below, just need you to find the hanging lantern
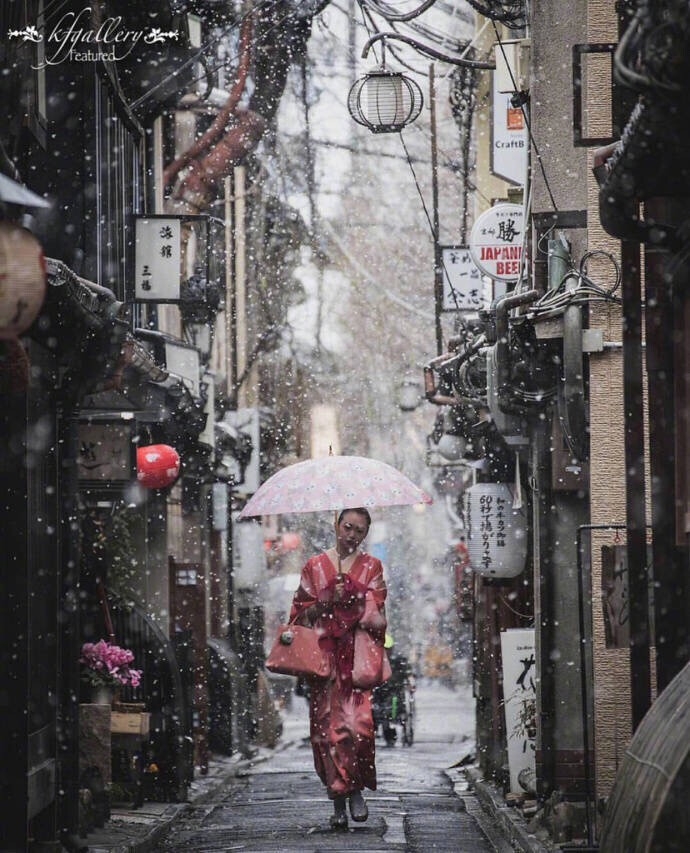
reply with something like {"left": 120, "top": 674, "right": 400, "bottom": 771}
{"left": 348, "top": 66, "right": 423, "bottom": 133}
{"left": 136, "top": 444, "right": 180, "bottom": 489}
{"left": 0, "top": 221, "right": 46, "bottom": 339}
{"left": 465, "top": 482, "right": 527, "bottom": 578}
{"left": 280, "top": 531, "right": 301, "bottom": 551}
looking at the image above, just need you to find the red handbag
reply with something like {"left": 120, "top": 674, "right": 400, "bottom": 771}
{"left": 351, "top": 628, "right": 392, "bottom": 690}
{"left": 265, "top": 623, "right": 331, "bottom": 679}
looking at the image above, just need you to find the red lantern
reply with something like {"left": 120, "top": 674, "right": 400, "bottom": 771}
{"left": 136, "top": 444, "right": 180, "bottom": 489}
{"left": 280, "top": 532, "right": 301, "bottom": 551}
{"left": 0, "top": 221, "right": 46, "bottom": 340}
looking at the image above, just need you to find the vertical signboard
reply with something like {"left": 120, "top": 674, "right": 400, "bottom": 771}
{"left": 134, "top": 218, "right": 181, "bottom": 300}
{"left": 441, "top": 246, "right": 485, "bottom": 312}
{"left": 500, "top": 628, "right": 537, "bottom": 794}
{"left": 491, "top": 72, "right": 528, "bottom": 185}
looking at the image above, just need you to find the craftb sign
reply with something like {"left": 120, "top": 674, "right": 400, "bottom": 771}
{"left": 465, "top": 482, "right": 527, "bottom": 577}
{"left": 469, "top": 203, "right": 524, "bottom": 282}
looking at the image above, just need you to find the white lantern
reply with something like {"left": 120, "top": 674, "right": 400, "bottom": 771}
{"left": 465, "top": 482, "right": 527, "bottom": 578}
{"left": 437, "top": 433, "right": 467, "bottom": 461}
{"left": 0, "top": 221, "right": 46, "bottom": 339}
{"left": 348, "top": 67, "right": 423, "bottom": 134}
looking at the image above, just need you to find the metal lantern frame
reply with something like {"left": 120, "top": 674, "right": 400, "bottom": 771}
{"left": 348, "top": 65, "right": 424, "bottom": 134}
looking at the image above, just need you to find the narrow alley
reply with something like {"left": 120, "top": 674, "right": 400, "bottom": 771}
{"left": 152, "top": 684, "right": 505, "bottom": 852}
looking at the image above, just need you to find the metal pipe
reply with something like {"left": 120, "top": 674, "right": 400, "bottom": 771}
{"left": 644, "top": 197, "right": 689, "bottom": 692}
{"left": 423, "top": 365, "right": 457, "bottom": 406}
{"left": 495, "top": 289, "right": 539, "bottom": 403}
{"left": 576, "top": 523, "right": 626, "bottom": 848}
{"left": 359, "top": 31, "right": 495, "bottom": 69}
{"left": 621, "top": 238, "right": 651, "bottom": 729}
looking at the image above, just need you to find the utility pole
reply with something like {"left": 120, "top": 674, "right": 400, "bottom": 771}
{"left": 430, "top": 63, "right": 443, "bottom": 356}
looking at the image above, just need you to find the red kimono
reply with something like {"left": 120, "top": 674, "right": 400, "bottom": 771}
{"left": 290, "top": 551, "right": 387, "bottom": 798}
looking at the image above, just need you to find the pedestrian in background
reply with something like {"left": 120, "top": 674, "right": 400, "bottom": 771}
{"left": 290, "top": 507, "right": 387, "bottom": 830}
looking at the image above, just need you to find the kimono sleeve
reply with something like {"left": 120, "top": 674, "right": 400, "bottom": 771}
{"left": 289, "top": 558, "right": 319, "bottom": 624}
{"left": 360, "top": 558, "right": 387, "bottom": 635}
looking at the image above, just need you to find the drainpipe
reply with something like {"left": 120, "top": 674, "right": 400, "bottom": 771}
{"left": 495, "top": 289, "right": 538, "bottom": 412}
{"left": 621, "top": 237, "right": 650, "bottom": 729}
{"left": 645, "top": 197, "right": 690, "bottom": 693}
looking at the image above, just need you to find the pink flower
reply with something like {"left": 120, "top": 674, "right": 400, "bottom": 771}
{"left": 80, "top": 640, "right": 142, "bottom": 688}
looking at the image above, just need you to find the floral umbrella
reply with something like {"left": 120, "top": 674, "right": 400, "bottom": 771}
{"left": 238, "top": 454, "right": 432, "bottom": 519}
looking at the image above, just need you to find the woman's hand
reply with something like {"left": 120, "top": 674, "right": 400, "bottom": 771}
{"left": 333, "top": 578, "right": 345, "bottom": 603}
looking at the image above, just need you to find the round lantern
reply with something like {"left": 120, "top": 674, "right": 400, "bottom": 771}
{"left": 280, "top": 531, "right": 301, "bottom": 551}
{"left": 136, "top": 444, "right": 180, "bottom": 489}
{"left": 348, "top": 66, "right": 423, "bottom": 134}
{"left": 465, "top": 482, "right": 527, "bottom": 578}
{"left": 0, "top": 221, "right": 46, "bottom": 339}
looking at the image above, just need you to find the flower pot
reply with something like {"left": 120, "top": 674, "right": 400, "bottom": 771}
{"left": 91, "top": 685, "right": 115, "bottom": 705}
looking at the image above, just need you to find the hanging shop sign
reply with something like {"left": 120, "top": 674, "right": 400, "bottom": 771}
{"left": 500, "top": 628, "right": 537, "bottom": 794}
{"left": 77, "top": 417, "right": 136, "bottom": 488}
{"left": 491, "top": 71, "right": 528, "bottom": 185}
{"left": 134, "top": 216, "right": 182, "bottom": 301}
{"left": 469, "top": 203, "right": 524, "bottom": 282}
{"left": 441, "top": 246, "right": 485, "bottom": 312}
{"left": 136, "top": 444, "right": 180, "bottom": 489}
{"left": 465, "top": 482, "right": 527, "bottom": 577}
{"left": 0, "top": 221, "right": 46, "bottom": 339}
{"left": 133, "top": 214, "right": 224, "bottom": 303}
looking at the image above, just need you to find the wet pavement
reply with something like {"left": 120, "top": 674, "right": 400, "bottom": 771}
{"left": 150, "top": 683, "right": 508, "bottom": 852}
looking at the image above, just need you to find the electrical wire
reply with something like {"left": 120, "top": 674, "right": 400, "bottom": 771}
{"left": 526, "top": 249, "right": 622, "bottom": 319}
{"left": 130, "top": 0, "right": 288, "bottom": 110}
{"left": 399, "top": 132, "right": 467, "bottom": 312}
{"left": 465, "top": 0, "right": 525, "bottom": 29}
{"left": 360, "top": 0, "right": 440, "bottom": 22}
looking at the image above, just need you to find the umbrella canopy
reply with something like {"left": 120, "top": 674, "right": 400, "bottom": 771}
{"left": 239, "top": 455, "right": 432, "bottom": 518}
{"left": 0, "top": 173, "right": 51, "bottom": 208}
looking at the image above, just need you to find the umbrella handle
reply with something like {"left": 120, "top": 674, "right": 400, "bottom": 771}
{"left": 333, "top": 509, "right": 343, "bottom": 579}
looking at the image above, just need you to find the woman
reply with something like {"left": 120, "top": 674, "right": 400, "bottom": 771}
{"left": 290, "top": 507, "right": 387, "bottom": 830}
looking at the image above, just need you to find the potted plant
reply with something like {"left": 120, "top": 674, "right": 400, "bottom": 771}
{"left": 80, "top": 639, "right": 142, "bottom": 704}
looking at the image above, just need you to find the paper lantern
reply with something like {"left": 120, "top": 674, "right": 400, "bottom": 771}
{"left": 0, "top": 221, "right": 46, "bottom": 339}
{"left": 465, "top": 482, "right": 527, "bottom": 578}
{"left": 280, "top": 532, "right": 301, "bottom": 551}
{"left": 136, "top": 444, "right": 180, "bottom": 489}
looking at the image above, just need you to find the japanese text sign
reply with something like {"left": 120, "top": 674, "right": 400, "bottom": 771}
{"left": 465, "top": 482, "right": 527, "bottom": 577}
{"left": 469, "top": 203, "right": 524, "bottom": 282}
{"left": 441, "top": 246, "right": 485, "bottom": 312}
{"left": 500, "top": 628, "right": 537, "bottom": 794}
{"left": 135, "top": 217, "right": 182, "bottom": 300}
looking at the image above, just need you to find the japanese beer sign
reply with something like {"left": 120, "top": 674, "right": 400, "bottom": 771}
{"left": 469, "top": 203, "right": 524, "bottom": 282}
{"left": 500, "top": 628, "right": 537, "bottom": 794}
{"left": 465, "top": 482, "right": 527, "bottom": 577}
{"left": 491, "top": 71, "right": 528, "bottom": 185}
{"left": 441, "top": 246, "right": 484, "bottom": 312}
{"left": 134, "top": 217, "right": 182, "bottom": 300}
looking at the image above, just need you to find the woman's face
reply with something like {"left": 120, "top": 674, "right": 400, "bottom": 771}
{"left": 336, "top": 510, "right": 370, "bottom": 556}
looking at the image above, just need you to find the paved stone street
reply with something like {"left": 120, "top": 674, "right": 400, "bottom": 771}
{"left": 152, "top": 683, "right": 506, "bottom": 852}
